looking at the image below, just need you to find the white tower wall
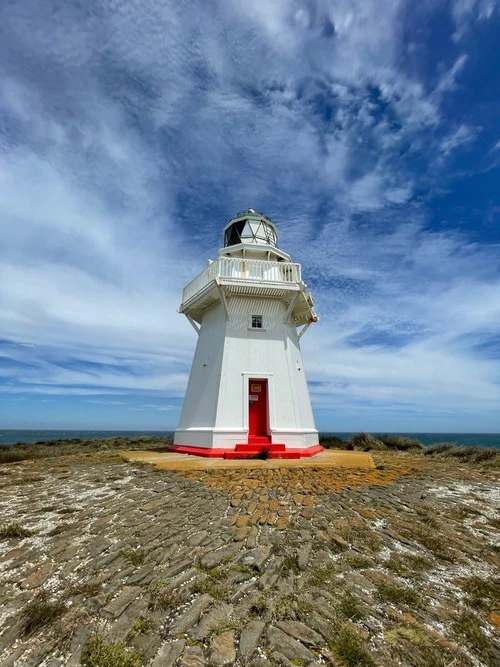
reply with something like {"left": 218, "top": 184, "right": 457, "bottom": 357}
{"left": 175, "top": 296, "right": 318, "bottom": 451}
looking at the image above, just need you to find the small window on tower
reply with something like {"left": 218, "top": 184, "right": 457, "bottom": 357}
{"left": 251, "top": 315, "right": 263, "bottom": 329}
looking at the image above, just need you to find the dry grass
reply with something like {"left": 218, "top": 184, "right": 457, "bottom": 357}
{"left": 379, "top": 435, "right": 424, "bottom": 451}
{"left": 424, "top": 443, "right": 500, "bottom": 466}
{"left": 0, "top": 436, "right": 174, "bottom": 464}
{"left": 20, "top": 590, "right": 66, "bottom": 635}
{"left": 148, "top": 582, "right": 185, "bottom": 611}
{"left": 348, "top": 433, "right": 386, "bottom": 451}
{"left": 0, "top": 523, "right": 35, "bottom": 539}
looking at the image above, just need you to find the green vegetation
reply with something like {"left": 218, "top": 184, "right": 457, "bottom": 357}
{"left": 385, "top": 553, "right": 433, "bottom": 578}
{"left": 425, "top": 443, "right": 500, "bottom": 466}
{"left": 131, "top": 616, "right": 151, "bottom": 636}
{"left": 0, "top": 435, "right": 174, "bottom": 464}
{"left": 209, "top": 617, "right": 242, "bottom": 637}
{"left": 348, "top": 433, "right": 386, "bottom": 451}
{"left": 148, "top": 582, "right": 185, "bottom": 611}
{"left": 273, "top": 594, "right": 296, "bottom": 620}
{"left": 192, "top": 575, "right": 231, "bottom": 602}
{"left": 415, "top": 530, "right": 453, "bottom": 561}
{"left": 320, "top": 436, "right": 348, "bottom": 449}
{"left": 67, "top": 578, "right": 101, "bottom": 599}
{"left": 340, "top": 554, "right": 373, "bottom": 570}
{"left": 331, "top": 624, "right": 376, "bottom": 667}
{"left": 81, "top": 634, "right": 142, "bottom": 667}
{"left": 121, "top": 549, "right": 145, "bottom": 566}
{"left": 453, "top": 611, "right": 499, "bottom": 665}
{"left": 376, "top": 582, "right": 421, "bottom": 607}
{"left": 379, "top": 435, "right": 423, "bottom": 451}
{"left": 385, "top": 624, "right": 461, "bottom": 667}
{"left": 282, "top": 553, "right": 301, "bottom": 574}
{"left": 338, "top": 591, "right": 365, "bottom": 621}
{"left": 461, "top": 576, "right": 500, "bottom": 610}
{"left": 20, "top": 590, "right": 65, "bottom": 635}
{"left": 309, "top": 564, "right": 339, "bottom": 587}
{"left": 249, "top": 594, "right": 269, "bottom": 617}
{"left": 0, "top": 523, "right": 35, "bottom": 539}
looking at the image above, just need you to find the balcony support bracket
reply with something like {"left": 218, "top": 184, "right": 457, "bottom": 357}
{"left": 217, "top": 285, "right": 230, "bottom": 321}
{"left": 186, "top": 315, "right": 201, "bottom": 335}
{"left": 298, "top": 320, "right": 313, "bottom": 340}
{"left": 283, "top": 291, "right": 300, "bottom": 324}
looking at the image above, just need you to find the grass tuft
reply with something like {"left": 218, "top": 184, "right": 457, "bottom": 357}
{"left": 0, "top": 523, "right": 35, "bottom": 539}
{"left": 338, "top": 591, "right": 365, "bottom": 621}
{"left": 461, "top": 576, "right": 500, "bottom": 610}
{"left": 148, "top": 582, "right": 185, "bottom": 611}
{"left": 331, "top": 624, "right": 376, "bottom": 667}
{"left": 376, "top": 582, "right": 421, "bottom": 607}
{"left": 425, "top": 443, "right": 500, "bottom": 466}
{"left": 341, "top": 554, "right": 373, "bottom": 570}
{"left": 191, "top": 576, "right": 231, "bottom": 602}
{"left": 452, "top": 610, "right": 499, "bottom": 664}
{"left": 121, "top": 549, "right": 145, "bottom": 566}
{"left": 81, "top": 633, "right": 142, "bottom": 667}
{"left": 20, "top": 590, "right": 65, "bottom": 635}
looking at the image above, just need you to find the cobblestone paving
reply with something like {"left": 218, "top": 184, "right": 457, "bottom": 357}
{"left": 0, "top": 452, "right": 499, "bottom": 666}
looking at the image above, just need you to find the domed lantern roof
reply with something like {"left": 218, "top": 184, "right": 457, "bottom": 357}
{"left": 223, "top": 209, "right": 278, "bottom": 248}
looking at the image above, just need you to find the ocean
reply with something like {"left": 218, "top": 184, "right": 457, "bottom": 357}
{"left": 1, "top": 429, "right": 499, "bottom": 448}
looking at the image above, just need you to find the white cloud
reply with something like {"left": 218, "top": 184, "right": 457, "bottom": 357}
{"left": 452, "top": 0, "right": 499, "bottom": 40}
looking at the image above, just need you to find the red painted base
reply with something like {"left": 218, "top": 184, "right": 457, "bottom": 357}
{"left": 169, "top": 444, "right": 324, "bottom": 459}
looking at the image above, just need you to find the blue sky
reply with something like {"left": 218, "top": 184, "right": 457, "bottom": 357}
{"left": 1, "top": 0, "right": 499, "bottom": 433}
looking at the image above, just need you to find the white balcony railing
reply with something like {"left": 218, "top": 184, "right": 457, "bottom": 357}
{"left": 182, "top": 257, "right": 302, "bottom": 306}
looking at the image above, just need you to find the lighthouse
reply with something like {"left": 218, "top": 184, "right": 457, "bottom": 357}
{"left": 172, "top": 210, "right": 322, "bottom": 459}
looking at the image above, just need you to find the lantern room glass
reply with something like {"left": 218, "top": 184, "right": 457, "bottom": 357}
{"left": 224, "top": 219, "right": 277, "bottom": 248}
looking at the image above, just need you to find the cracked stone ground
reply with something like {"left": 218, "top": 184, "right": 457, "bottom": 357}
{"left": 0, "top": 451, "right": 499, "bottom": 666}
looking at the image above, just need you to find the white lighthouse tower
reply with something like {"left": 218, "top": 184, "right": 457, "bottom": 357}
{"left": 172, "top": 210, "right": 322, "bottom": 459}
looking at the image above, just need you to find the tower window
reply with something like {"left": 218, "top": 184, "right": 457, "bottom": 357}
{"left": 251, "top": 315, "right": 263, "bottom": 329}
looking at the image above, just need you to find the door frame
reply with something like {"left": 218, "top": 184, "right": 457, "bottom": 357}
{"left": 241, "top": 372, "right": 274, "bottom": 435}
{"left": 248, "top": 377, "right": 269, "bottom": 438}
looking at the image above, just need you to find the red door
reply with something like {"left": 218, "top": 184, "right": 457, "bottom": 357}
{"left": 248, "top": 379, "right": 270, "bottom": 443}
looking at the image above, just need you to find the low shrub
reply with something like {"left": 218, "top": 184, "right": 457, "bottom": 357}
{"left": 0, "top": 436, "right": 174, "bottom": 464}
{"left": 379, "top": 435, "right": 423, "bottom": 451}
{"left": 424, "top": 443, "right": 455, "bottom": 455}
{"left": 320, "top": 436, "right": 349, "bottom": 450}
{"left": 424, "top": 443, "right": 500, "bottom": 466}
{"left": 348, "top": 433, "right": 386, "bottom": 451}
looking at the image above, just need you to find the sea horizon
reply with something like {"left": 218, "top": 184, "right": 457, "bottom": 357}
{"left": 1, "top": 429, "right": 499, "bottom": 448}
